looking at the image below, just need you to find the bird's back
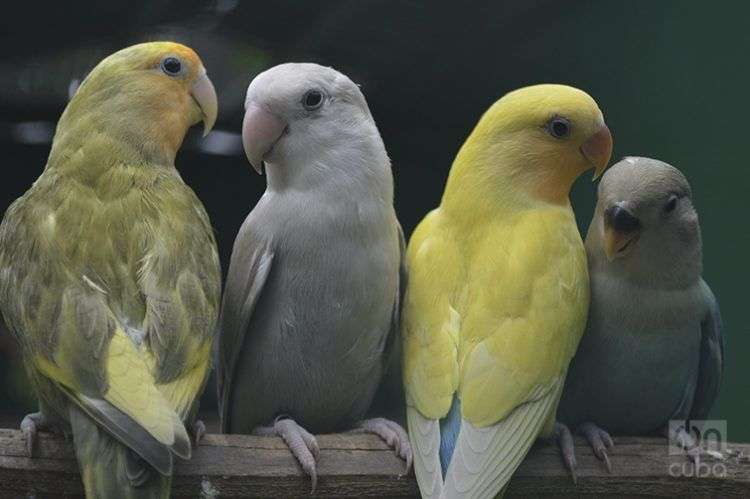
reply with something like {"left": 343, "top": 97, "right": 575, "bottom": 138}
{"left": 0, "top": 161, "right": 220, "bottom": 413}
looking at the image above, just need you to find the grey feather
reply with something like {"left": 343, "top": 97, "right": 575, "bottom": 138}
{"left": 219, "top": 63, "right": 403, "bottom": 435}
{"left": 690, "top": 280, "right": 724, "bottom": 419}
{"left": 558, "top": 157, "right": 723, "bottom": 435}
{"left": 69, "top": 405, "right": 172, "bottom": 498}
{"left": 368, "top": 223, "right": 407, "bottom": 423}
{"left": 217, "top": 228, "right": 274, "bottom": 431}
{"left": 68, "top": 389, "right": 173, "bottom": 476}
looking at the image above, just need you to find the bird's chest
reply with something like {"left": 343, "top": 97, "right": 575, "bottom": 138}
{"left": 579, "top": 283, "right": 704, "bottom": 431}
{"left": 255, "top": 196, "right": 398, "bottom": 360}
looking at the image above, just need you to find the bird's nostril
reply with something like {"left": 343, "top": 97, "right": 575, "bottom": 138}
{"left": 606, "top": 205, "right": 641, "bottom": 233}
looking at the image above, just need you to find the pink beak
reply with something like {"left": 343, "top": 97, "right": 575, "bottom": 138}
{"left": 242, "top": 102, "right": 287, "bottom": 175}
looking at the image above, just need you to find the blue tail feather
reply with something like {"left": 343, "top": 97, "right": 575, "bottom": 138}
{"left": 439, "top": 396, "right": 461, "bottom": 477}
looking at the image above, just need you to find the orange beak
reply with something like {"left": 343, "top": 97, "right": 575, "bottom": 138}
{"left": 581, "top": 124, "right": 613, "bottom": 180}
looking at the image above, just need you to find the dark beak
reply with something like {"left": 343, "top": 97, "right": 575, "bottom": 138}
{"left": 603, "top": 204, "right": 641, "bottom": 260}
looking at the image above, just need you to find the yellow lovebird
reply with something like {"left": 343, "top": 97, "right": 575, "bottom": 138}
{"left": 0, "top": 42, "right": 220, "bottom": 498}
{"left": 402, "top": 85, "right": 612, "bottom": 498}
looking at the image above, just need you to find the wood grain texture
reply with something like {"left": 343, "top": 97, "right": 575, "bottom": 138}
{"left": 0, "top": 429, "right": 747, "bottom": 497}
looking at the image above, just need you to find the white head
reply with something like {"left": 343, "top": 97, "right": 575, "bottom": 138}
{"left": 241, "top": 63, "right": 391, "bottom": 194}
{"left": 587, "top": 156, "right": 702, "bottom": 288}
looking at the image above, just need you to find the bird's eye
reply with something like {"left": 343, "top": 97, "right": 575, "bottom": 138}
{"left": 302, "top": 89, "right": 324, "bottom": 110}
{"left": 664, "top": 195, "right": 678, "bottom": 213}
{"left": 547, "top": 117, "right": 571, "bottom": 139}
{"left": 161, "top": 57, "right": 183, "bottom": 76}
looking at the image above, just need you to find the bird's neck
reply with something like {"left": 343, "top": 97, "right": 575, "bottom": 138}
{"left": 440, "top": 142, "right": 574, "bottom": 222}
{"left": 47, "top": 88, "right": 191, "bottom": 176}
{"left": 265, "top": 140, "right": 394, "bottom": 203}
{"left": 588, "top": 243, "right": 703, "bottom": 291}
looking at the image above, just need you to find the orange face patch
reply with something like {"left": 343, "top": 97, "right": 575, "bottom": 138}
{"left": 129, "top": 42, "right": 204, "bottom": 81}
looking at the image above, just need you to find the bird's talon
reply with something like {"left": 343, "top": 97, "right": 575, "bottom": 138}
{"left": 358, "top": 418, "right": 412, "bottom": 472}
{"left": 256, "top": 418, "right": 320, "bottom": 491}
{"left": 552, "top": 422, "right": 578, "bottom": 483}
{"left": 580, "top": 422, "right": 614, "bottom": 473}
{"left": 20, "top": 412, "right": 54, "bottom": 458}
{"left": 21, "top": 424, "right": 35, "bottom": 457}
{"left": 191, "top": 419, "right": 206, "bottom": 447}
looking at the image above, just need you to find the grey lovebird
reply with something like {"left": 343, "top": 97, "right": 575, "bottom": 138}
{"left": 217, "top": 63, "right": 411, "bottom": 489}
{"left": 556, "top": 157, "right": 723, "bottom": 477}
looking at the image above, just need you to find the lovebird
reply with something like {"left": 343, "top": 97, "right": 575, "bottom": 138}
{"left": 402, "top": 84, "right": 613, "bottom": 498}
{"left": 556, "top": 157, "right": 723, "bottom": 475}
{"left": 217, "top": 63, "right": 411, "bottom": 490}
{"left": 0, "top": 42, "right": 221, "bottom": 498}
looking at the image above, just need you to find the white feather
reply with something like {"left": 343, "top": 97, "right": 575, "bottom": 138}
{"left": 441, "top": 380, "right": 562, "bottom": 499}
{"left": 408, "top": 406, "right": 444, "bottom": 499}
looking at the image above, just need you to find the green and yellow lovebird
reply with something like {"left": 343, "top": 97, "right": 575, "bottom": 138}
{"left": 402, "top": 85, "right": 612, "bottom": 498}
{"left": 0, "top": 42, "right": 220, "bottom": 498}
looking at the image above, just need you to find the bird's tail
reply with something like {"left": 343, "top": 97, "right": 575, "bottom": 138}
{"left": 69, "top": 406, "right": 172, "bottom": 499}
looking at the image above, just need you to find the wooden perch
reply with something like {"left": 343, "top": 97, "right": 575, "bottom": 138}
{"left": 0, "top": 428, "right": 748, "bottom": 498}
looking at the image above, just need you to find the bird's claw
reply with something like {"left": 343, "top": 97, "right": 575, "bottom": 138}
{"left": 191, "top": 419, "right": 206, "bottom": 447}
{"left": 255, "top": 417, "right": 320, "bottom": 493}
{"left": 669, "top": 425, "right": 703, "bottom": 463}
{"left": 580, "top": 422, "right": 614, "bottom": 473}
{"left": 20, "top": 411, "right": 54, "bottom": 458}
{"left": 358, "top": 417, "right": 413, "bottom": 474}
{"left": 553, "top": 422, "right": 578, "bottom": 484}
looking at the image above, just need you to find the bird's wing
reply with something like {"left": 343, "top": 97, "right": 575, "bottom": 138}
{"left": 408, "top": 405, "right": 445, "bottom": 499}
{"left": 388, "top": 221, "right": 408, "bottom": 365}
{"left": 689, "top": 279, "right": 724, "bottom": 419}
{"left": 217, "top": 217, "right": 274, "bottom": 431}
{"left": 443, "top": 209, "right": 589, "bottom": 498}
{"left": 442, "top": 381, "right": 562, "bottom": 499}
{"left": 368, "top": 221, "right": 409, "bottom": 420}
{"left": 138, "top": 187, "right": 222, "bottom": 422}
{"left": 35, "top": 325, "right": 192, "bottom": 471}
{"left": 0, "top": 192, "right": 194, "bottom": 475}
{"left": 402, "top": 209, "right": 464, "bottom": 496}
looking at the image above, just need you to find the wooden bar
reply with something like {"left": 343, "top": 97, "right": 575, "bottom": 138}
{"left": 0, "top": 429, "right": 747, "bottom": 497}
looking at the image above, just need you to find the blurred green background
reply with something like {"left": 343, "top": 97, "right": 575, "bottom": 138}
{"left": 0, "top": 1, "right": 747, "bottom": 440}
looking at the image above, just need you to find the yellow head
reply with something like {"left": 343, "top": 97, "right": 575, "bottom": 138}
{"left": 51, "top": 42, "right": 217, "bottom": 165}
{"left": 446, "top": 84, "right": 612, "bottom": 206}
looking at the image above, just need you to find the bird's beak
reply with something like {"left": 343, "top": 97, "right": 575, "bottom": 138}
{"left": 191, "top": 69, "right": 218, "bottom": 137}
{"left": 242, "top": 101, "right": 287, "bottom": 175}
{"left": 603, "top": 204, "right": 641, "bottom": 261}
{"left": 581, "top": 123, "right": 613, "bottom": 180}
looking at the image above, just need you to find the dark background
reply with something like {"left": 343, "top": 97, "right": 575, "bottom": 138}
{"left": 0, "top": 1, "right": 747, "bottom": 441}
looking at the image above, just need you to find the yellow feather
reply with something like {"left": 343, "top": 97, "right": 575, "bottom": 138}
{"left": 36, "top": 327, "right": 184, "bottom": 446}
{"left": 403, "top": 206, "right": 588, "bottom": 427}
{"left": 403, "top": 84, "right": 604, "bottom": 427}
{"left": 402, "top": 209, "right": 462, "bottom": 419}
{"left": 104, "top": 329, "right": 179, "bottom": 445}
{"left": 156, "top": 341, "right": 212, "bottom": 419}
{"left": 403, "top": 83, "right": 610, "bottom": 498}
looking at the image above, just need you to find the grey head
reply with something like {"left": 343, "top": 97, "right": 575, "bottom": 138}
{"left": 241, "top": 63, "right": 389, "bottom": 192}
{"left": 587, "top": 156, "right": 702, "bottom": 288}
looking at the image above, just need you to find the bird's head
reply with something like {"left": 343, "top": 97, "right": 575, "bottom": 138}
{"left": 589, "top": 157, "right": 702, "bottom": 286}
{"left": 241, "top": 63, "right": 389, "bottom": 190}
{"left": 454, "top": 84, "right": 612, "bottom": 205}
{"left": 54, "top": 42, "right": 217, "bottom": 164}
